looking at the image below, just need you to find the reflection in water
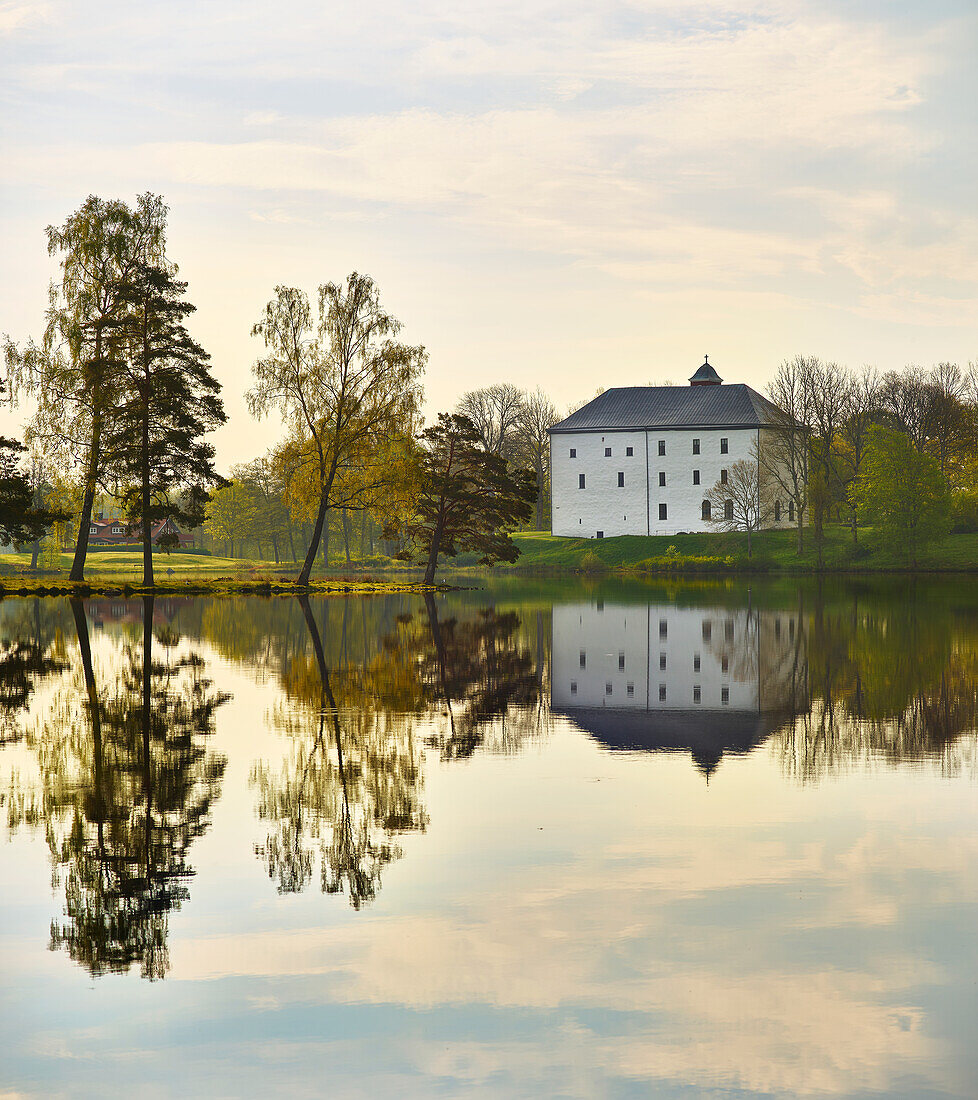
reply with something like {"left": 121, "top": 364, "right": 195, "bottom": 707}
{"left": 4, "top": 597, "right": 228, "bottom": 979}
{"left": 551, "top": 597, "right": 808, "bottom": 776}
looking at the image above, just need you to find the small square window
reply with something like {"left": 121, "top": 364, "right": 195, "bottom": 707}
{"left": 569, "top": 448, "right": 576, "bottom": 458}
{"left": 605, "top": 681, "right": 613, "bottom": 696}
{"left": 618, "top": 472, "right": 624, "bottom": 487}
{"left": 596, "top": 530, "right": 604, "bottom": 539}
{"left": 579, "top": 474, "right": 586, "bottom": 489}
{"left": 658, "top": 440, "right": 666, "bottom": 456}
{"left": 693, "top": 686, "right": 701, "bottom": 704}
{"left": 721, "top": 686, "right": 730, "bottom": 705}
{"left": 627, "top": 682, "right": 635, "bottom": 697}
{"left": 659, "top": 684, "right": 667, "bottom": 702}
{"left": 626, "top": 446, "right": 633, "bottom": 457}
{"left": 692, "top": 438, "right": 700, "bottom": 455}
{"left": 720, "top": 437, "right": 729, "bottom": 454}
{"left": 605, "top": 446, "right": 612, "bottom": 457}
{"left": 658, "top": 472, "right": 666, "bottom": 487}
{"left": 658, "top": 503, "right": 667, "bottom": 520}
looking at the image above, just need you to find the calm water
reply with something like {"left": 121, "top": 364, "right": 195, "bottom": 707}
{"left": 2, "top": 578, "right": 977, "bottom": 1099}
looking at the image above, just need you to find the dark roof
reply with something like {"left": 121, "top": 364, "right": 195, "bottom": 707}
{"left": 555, "top": 705, "right": 793, "bottom": 776}
{"left": 550, "top": 383, "right": 782, "bottom": 433}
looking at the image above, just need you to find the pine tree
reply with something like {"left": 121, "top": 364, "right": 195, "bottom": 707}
{"left": 106, "top": 261, "right": 226, "bottom": 586}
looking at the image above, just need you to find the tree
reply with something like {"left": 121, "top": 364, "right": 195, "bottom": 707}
{"left": 456, "top": 383, "right": 526, "bottom": 461}
{"left": 205, "top": 480, "right": 253, "bottom": 558}
{"left": 248, "top": 274, "right": 425, "bottom": 586}
{"left": 105, "top": 260, "right": 226, "bottom": 586}
{"left": 763, "top": 356, "right": 813, "bottom": 552}
{"left": 7, "top": 194, "right": 167, "bottom": 580}
{"left": 386, "top": 413, "right": 536, "bottom": 584}
{"left": 850, "top": 427, "right": 951, "bottom": 566}
{"left": 0, "top": 432, "right": 64, "bottom": 549}
{"left": 705, "top": 457, "right": 773, "bottom": 558}
{"left": 836, "top": 366, "right": 881, "bottom": 543}
{"left": 516, "top": 387, "right": 559, "bottom": 530}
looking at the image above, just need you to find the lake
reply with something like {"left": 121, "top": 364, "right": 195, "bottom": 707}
{"left": 1, "top": 578, "right": 977, "bottom": 1099}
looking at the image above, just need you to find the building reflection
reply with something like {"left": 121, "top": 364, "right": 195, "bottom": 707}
{"left": 551, "top": 598, "right": 808, "bottom": 775}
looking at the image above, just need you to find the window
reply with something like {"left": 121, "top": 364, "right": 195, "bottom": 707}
{"left": 626, "top": 446, "right": 633, "bottom": 456}
{"left": 605, "top": 446, "right": 612, "bottom": 457}
{"left": 658, "top": 503, "right": 667, "bottom": 521}
{"left": 618, "top": 652, "right": 625, "bottom": 670}
{"left": 606, "top": 681, "right": 613, "bottom": 696}
{"left": 658, "top": 440, "right": 666, "bottom": 456}
{"left": 659, "top": 618, "right": 668, "bottom": 639}
{"left": 693, "top": 469, "right": 700, "bottom": 485}
{"left": 654, "top": 471, "right": 664, "bottom": 488}
{"left": 701, "top": 500, "right": 711, "bottom": 521}
{"left": 659, "top": 684, "right": 667, "bottom": 702}
{"left": 596, "top": 530, "right": 604, "bottom": 539}
{"left": 89, "top": 525, "right": 97, "bottom": 534}
{"left": 720, "top": 437, "right": 729, "bottom": 454}
{"left": 693, "top": 686, "right": 701, "bottom": 704}
{"left": 627, "top": 683, "right": 635, "bottom": 697}
{"left": 579, "top": 474, "right": 586, "bottom": 489}
{"left": 702, "top": 621, "right": 712, "bottom": 642}
{"left": 774, "top": 501, "right": 781, "bottom": 522}
{"left": 569, "top": 448, "right": 576, "bottom": 458}
{"left": 720, "top": 468, "right": 728, "bottom": 484}
{"left": 617, "top": 472, "right": 624, "bottom": 487}
{"left": 692, "top": 438, "right": 700, "bottom": 455}
{"left": 721, "top": 686, "right": 730, "bottom": 705}
{"left": 693, "top": 654, "right": 701, "bottom": 672}
{"left": 724, "top": 499, "right": 734, "bottom": 520}
{"left": 788, "top": 501, "right": 795, "bottom": 521}
{"left": 570, "top": 681, "right": 577, "bottom": 694}
{"left": 112, "top": 526, "right": 123, "bottom": 534}
{"left": 659, "top": 652, "right": 667, "bottom": 670}
{"left": 580, "top": 650, "right": 587, "bottom": 669}
{"left": 721, "top": 654, "right": 729, "bottom": 673}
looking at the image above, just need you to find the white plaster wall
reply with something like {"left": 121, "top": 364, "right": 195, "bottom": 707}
{"left": 551, "top": 424, "right": 799, "bottom": 537}
{"left": 551, "top": 601, "right": 764, "bottom": 712}
{"left": 551, "top": 429, "right": 648, "bottom": 537}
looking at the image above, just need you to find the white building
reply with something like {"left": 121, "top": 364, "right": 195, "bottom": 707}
{"left": 549, "top": 357, "right": 796, "bottom": 538}
{"left": 551, "top": 599, "right": 808, "bottom": 776}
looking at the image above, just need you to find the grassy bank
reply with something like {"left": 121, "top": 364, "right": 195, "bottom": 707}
{"left": 507, "top": 528, "right": 978, "bottom": 573}
{"left": 0, "top": 550, "right": 438, "bottom": 596}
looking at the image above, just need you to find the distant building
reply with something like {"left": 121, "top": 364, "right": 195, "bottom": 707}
{"left": 551, "top": 599, "right": 808, "bottom": 776}
{"left": 548, "top": 356, "right": 798, "bottom": 538}
{"left": 85, "top": 516, "right": 194, "bottom": 549}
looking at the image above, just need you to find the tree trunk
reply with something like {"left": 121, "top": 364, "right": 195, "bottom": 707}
{"left": 70, "top": 409, "right": 102, "bottom": 582}
{"left": 297, "top": 489, "right": 329, "bottom": 587}
{"left": 747, "top": 526, "right": 752, "bottom": 559}
{"left": 796, "top": 510, "right": 804, "bottom": 554}
{"left": 141, "top": 381, "right": 154, "bottom": 588}
{"left": 288, "top": 522, "right": 297, "bottom": 563}
{"left": 271, "top": 534, "right": 280, "bottom": 564}
{"left": 342, "top": 508, "right": 351, "bottom": 564}
{"left": 423, "top": 502, "right": 447, "bottom": 585}
{"left": 29, "top": 540, "right": 39, "bottom": 570}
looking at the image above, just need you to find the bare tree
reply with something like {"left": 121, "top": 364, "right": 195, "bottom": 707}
{"left": 705, "top": 457, "right": 773, "bottom": 559}
{"left": 807, "top": 359, "right": 854, "bottom": 558}
{"left": 456, "top": 383, "right": 525, "bottom": 461}
{"left": 879, "top": 366, "right": 931, "bottom": 450}
{"left": 516, "top": 387, "right": 559, "bottom": 530}
{"left": 837, "top": 366, "right": 881, "bottom": 542}
{"left": 762, "top": 356, "right": 813, "bottom": 552}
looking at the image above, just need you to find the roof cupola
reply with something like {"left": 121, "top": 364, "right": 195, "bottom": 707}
{"left": 689, "top": 355, "right": 722, "bottom": 386}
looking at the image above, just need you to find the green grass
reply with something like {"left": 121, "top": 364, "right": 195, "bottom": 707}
{"left": 507, "top": 527, "right": 978, "bottom": 573}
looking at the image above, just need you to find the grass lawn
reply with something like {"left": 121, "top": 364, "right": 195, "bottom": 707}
{"left": 508, "top": 527, "right": 978, "bottom": 572}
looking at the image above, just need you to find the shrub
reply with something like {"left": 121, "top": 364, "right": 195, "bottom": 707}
{"left": 579, "top": 550, "right": 607, "bottom": 573}
{"left": 951, "top": 490, "right": 978, "bottom": 533}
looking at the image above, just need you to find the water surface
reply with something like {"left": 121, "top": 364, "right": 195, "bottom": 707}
{"left": 2, "top": 578, "right": 977, "bottom": 1098}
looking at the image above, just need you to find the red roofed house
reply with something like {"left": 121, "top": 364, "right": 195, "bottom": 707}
{"left": 86, "top": 516, "right": 194, "bottom": 548}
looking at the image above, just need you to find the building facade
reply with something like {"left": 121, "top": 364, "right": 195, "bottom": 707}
{"left": 86, "top": 516, "right": 194, "bottom": 548}
{"left": 549, "top": 358, "right": 796, "bottom": 538}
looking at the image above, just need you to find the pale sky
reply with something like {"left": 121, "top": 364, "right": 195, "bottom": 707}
{"left": 1, "top": 0, "right": 976, "bottom": 467}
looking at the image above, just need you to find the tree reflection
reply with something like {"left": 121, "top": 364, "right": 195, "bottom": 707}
{"left": 5, "top": 596, "right": 228, "bottom": 979}
{"left": 777, "top": 585, "right": 978, "bottom": 780}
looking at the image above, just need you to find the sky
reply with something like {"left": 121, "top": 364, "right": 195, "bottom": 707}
{"left": 1, "top": 0, "right": 977, "bottom": 467}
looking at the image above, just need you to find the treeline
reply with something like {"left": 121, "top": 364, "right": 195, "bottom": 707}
{"left": 763, "top": 356, "right": 978, "bottom": 564}
{"left": 3, "top": 193, "right": 553, "bottom": 585}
